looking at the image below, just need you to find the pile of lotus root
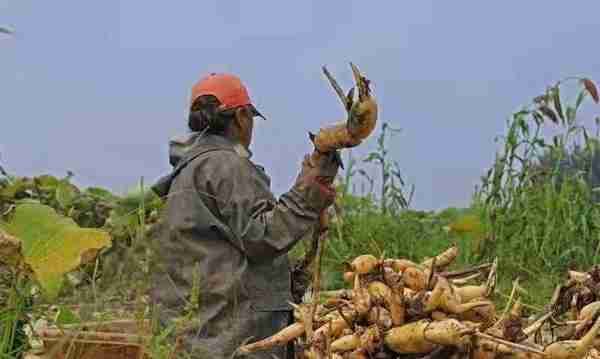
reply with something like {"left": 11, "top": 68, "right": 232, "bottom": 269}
{"left": 237, "top": 245, "right": 600, "bottom": 359}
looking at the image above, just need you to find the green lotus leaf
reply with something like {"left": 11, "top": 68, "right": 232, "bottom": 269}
{"left": 0, "top": 203, "right": 111, "bottom": 299}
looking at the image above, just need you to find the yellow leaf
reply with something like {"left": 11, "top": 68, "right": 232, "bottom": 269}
{"left": 447, "top": 214, "right": 483, "bottom": 235}
{"left": 0, "top": 203, "right": 111, "bottom": 299}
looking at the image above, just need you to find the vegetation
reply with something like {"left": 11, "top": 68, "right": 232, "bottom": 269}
{"left": 1, "top": 77, "right": 600, "bottom": 357}
{"left": 475, "top": 77, "right": 600, "bottom": 302}
{"left": 319, "top": 77, "right": 600, "bottom": 311}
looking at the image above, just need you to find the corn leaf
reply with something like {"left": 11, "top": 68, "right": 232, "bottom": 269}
{"left": 566, "top": 106, "right": 576, "bottom": 125}
{"left": 575, "top": 90, "right": 588, "bottom": 111}
{"left": 0, "top": 203, "right": 111, "bottom": 299}
{"left": 583, "top": 78, "right": 599, "bottom": 103}
{"left": 552, "top": 86, "right": 565, "bottom": 122}
{"left": 539, "top": 105, "right": 559, "bottom": 124}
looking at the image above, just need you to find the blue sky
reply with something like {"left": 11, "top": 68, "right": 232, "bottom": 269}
{"left": 1, "top": 1, "right": 600, "bottom": 210}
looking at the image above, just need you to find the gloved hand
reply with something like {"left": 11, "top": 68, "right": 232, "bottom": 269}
{"left": 292, "top": 151, "right": 341, "bottom": 213}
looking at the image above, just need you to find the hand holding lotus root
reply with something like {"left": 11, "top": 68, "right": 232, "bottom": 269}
{"left": 308, "top": 63, "right": 378, "bottom": 169}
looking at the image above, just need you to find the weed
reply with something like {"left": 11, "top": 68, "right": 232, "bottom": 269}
{"left": 476, "top": 78, "right": 600, "bottom": 273}
{"left": 0, "top": 274, "right": 32, "bottom": 358}
{"left": 361, "top": 122, "right": 414, "bottom": 214}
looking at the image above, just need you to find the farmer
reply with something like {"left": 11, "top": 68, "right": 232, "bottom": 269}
{"left": 150, "top": 73, "right": 340, "bottom": 358}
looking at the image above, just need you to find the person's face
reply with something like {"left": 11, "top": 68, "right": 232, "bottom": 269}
{"left": 235, "top": 107, "right": 254, "bottom": 149}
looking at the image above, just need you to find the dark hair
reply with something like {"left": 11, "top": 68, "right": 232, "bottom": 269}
{"left": 188, "top": 95, "right": 240, "bottom": 134}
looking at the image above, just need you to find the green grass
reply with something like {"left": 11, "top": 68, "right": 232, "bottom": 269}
{"left": 0, "top": 274, "right": 31, "bottom": 358}
{"left": 289, "top": 188, "right": 567, "bottom": 312}
{"left": 311, "top": 196, "right": 561, "bottom": 310}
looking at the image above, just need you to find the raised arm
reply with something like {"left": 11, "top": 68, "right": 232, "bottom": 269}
{"left": 194, "top": 150, "right": 339, "bottom": 261}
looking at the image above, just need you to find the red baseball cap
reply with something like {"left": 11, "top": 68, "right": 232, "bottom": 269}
{"left": 191, "top": 73, "right": 266, "bottom": 120}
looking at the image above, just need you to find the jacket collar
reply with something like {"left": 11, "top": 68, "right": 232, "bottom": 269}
{"left": 153, "top": 133, "right": 255, "bottom": 197}
{"left": 192, "top": 133, "right": 252, "bottom": 159}
{"left": 169, "top": 132, "right": 253, "bottom": 166}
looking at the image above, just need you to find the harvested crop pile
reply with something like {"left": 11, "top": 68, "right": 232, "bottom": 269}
{"left": 237, "top": 246, "right": 600, "bottom": 359}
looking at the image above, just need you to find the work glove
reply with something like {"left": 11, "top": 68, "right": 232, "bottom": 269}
{"left": 291, "top": 151, "right": 341, "bottom": 213}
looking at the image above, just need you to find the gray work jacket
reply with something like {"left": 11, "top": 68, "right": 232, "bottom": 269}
{"left": 150, "top": 133, "right": 322, "bottom": 358}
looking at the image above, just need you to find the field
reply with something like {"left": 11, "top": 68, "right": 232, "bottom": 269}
{"left": 1, "top": 77, "right": 600, "bottom": 358}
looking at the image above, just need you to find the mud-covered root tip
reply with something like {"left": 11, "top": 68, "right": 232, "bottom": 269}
{"left": 237, "top": 322, "right": 305, "bottom": 354}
